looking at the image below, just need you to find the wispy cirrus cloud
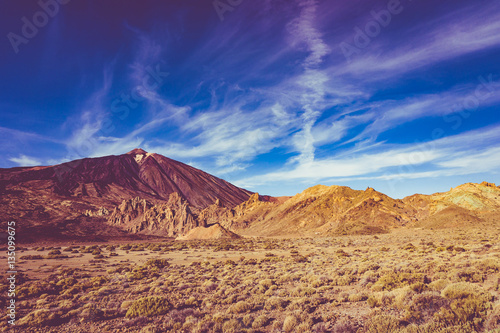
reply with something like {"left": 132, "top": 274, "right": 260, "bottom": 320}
{"left": 8, "top": 155, "right": 42, "bottom": 167}
{"left": 3, "top": 0, "right": 499, "bottom": 198}
{"left": 284, "top": 0, "right": 331, "bottom": 165}
{"left": 147, "top": 105, "right": 292, "bottom": 167}
{"left": 87, "top": 0, "right": 500, "bottom": 185}
{"left": 236, "top": 124, "right": 500, "bottom": 188}
{"left": 334, "top": 4, "right": 500, "bottom": 78}
{"left": 347, "top": 77, "right": 500, "bottom": 143}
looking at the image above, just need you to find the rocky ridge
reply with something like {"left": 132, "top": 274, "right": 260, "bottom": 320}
{"left": 97, "top": 181, "right": 500, "bottom": 239}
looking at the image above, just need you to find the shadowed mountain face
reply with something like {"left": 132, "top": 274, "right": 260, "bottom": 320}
{"left": 0, "top": 149, "right": 252, "bottom": 241}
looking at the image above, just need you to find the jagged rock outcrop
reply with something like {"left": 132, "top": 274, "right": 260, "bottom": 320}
{"left": 107, "top": 193, "right": 202, "bottom": 236}
{"left": 196, "top": 193, "right": 278, "bottom": 231}
{"left": 197, "top": 199, "right": 236, "bottom": 230}
{"left": 84, "top": 207, "right": 110, "bottom": 217}
{"left": 105, "top": 182, "right": 500, "bottom": 238}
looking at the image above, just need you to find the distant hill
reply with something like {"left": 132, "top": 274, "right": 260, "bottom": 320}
{"left": 176, "top": 224, "right": 240, "bottom": 240}
{"left": 207, "top": 185, "right": 419, "bottom": 237}
{"left": 403, "top": 182, "right": 500, "bottom": 229}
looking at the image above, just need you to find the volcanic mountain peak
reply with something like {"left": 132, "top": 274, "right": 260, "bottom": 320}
{"left": 0, "top": 150, "right": 253, "bottom": 240}
{"left": 127, "top": 148, "right": 148, "bottom": 155}
{"left": 126, "top": 148, "right": 152, "bottom": 164}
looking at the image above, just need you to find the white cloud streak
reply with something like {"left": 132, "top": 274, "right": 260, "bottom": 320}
{"left": 335, "top": 5, "right": 500, "bottom": 78}
{"left": 8, "top": 155, "right": 42, "bottom": 167}
{"left": 236, "top": 124, "right": 500, "bottom": 187}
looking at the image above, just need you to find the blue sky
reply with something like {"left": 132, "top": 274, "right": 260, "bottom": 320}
{"left": 1, "top": 0, "right": 500, "bottom": 198}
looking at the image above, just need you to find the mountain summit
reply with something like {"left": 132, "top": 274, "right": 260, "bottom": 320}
{"left": 0, "top": 149, "right": 252, "bottom": 241}
{"left": 1, "top": 148, "right": 251, "bottom": 208}
{"left": 127, "top": 148, "right": 149, "bottom": 155}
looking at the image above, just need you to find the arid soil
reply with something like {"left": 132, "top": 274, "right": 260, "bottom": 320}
{"left": 2, "top": 226, "right": 499, "bottom": 332}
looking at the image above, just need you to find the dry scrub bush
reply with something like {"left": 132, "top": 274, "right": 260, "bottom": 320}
{"left": 202, "top": 280, "right": 218, "bottom": 292}
{"left": 259, "top": 278, "right": 274, "bottom": 288}
{"left": 283, "top": 315, "right": 298, "bottom": 332}
{"left": 18, "top": 309, "right": 59, "bottom": 327}
{"left": 436, "top": 282, "right": 493, "bottom": 330}
{"left": 367, "top": 292, "right": 394, "bottom": 308}
{"left": 17, "top": 281, "right": 57, "bottom": 299}
{"left": 20, "top": 254, "right": 44, "bottom": 260}
{"left": 222, "top": 318, "right": 241, "bottom": 333}
{"left": 404, "top": 292, "right": 449, "bottom": 324}
{"left": 290, "top": 286, "right": 316, "bottom": 297}
{"left": 144, "top": 258, "right": 170, "bottom": 269}
{"left": 79, "top": 303, "right": 104, "bottom": 323}
{"left": 296, "top": 321, "right": 313, "bottom": 332}
{"left": 242, "top": 313, "right": 253, "bottom": 327}
{"left": 349, "top": 292, "right": 368, "bottom": 302}
{"left": 332, "top": 318, "right": 358, "bottom": 333}
{"left": 429, "top": 279, "right": 449, "bottom": 291}
{"left": 288, "top": 297, "right": 325, "bottom": 313}
{"left": 476, "top": 258, "right": 500, "bottom": 274}
{"left": 372, "top": 272, "right": 428, "bottom": 291}
{"left": 334, "top": 274, "right": 356, "bottom": 286}
{"left": 454, "top": 268, "right": 484, "bottom": 283}
{"left": 125, "top": 296, "right": 172, "bottom": 318}
{"left": 363, "top": 315, "right": 400, "bottom": 333}
{"left": 252, "top": 314, "right": 269, "bottom": 328}
{"left": 227, "top": 300, "right": 252, "bottom": 314}
{"left": 359, "top": 271, "right": 378, "bottom": 287}
{"left": 264, "top": 296, "right": 289, "bottom": 310}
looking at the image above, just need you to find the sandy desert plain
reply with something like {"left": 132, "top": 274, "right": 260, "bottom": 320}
{"left": 1, "top": 226, "right": 500, "bottom": 333}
